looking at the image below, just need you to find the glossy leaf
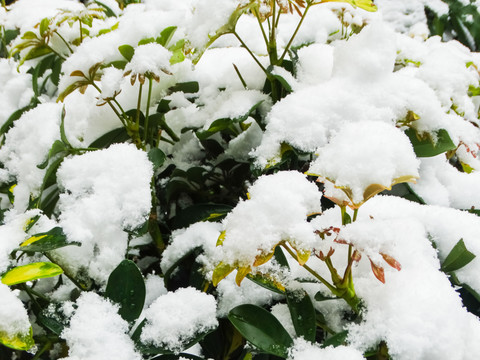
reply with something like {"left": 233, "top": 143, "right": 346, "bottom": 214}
{"left": 228, "top": 304, "right": 293, "bottom": 357}
{"left": 148, "top": 148, "right": 166, "bottom": 170}
{"left": 105, "top": 260, "right": 146, "bottom": 322}
{"left": 0, "top": 328, "right": 34, "bottom": 351}
{"left": 286, "top": 290, "right": 316, "bottom": 342}
{"left": 246, "top": 273, "right": 285, "bottom": 294}
{"left": 172, "top": 204, "right": 232, "bottom": 229}
{"left": 441, "top": 238, "right": 476, "bottom": 273}
{"left": 405, "top": 128, "right": 456, "bottom": 157}
{"left": 18, "top": 227, "right": 79, "bottom": 253}
{"left": 1, "top": 262, "right": 63, "bottom": 286}
{"left": 169, "top": 81, "right": 199, "bottom": 94}
{"left": 322, "top": 330, "right": 348, "bottom": 348}
{"left": 89, "top": 127, "right": 130, "bottom": 148}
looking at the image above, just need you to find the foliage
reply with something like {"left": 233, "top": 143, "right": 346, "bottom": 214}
{"left": 0, "top": 0, "right": 479, "bottom": 360}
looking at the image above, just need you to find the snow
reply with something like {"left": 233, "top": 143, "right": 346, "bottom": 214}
{"left": 53, "top": 143, "right": 153, "bottom": 285}
{"left": 308, "top": 121, "right": 420, "bottom": 206}
{"left": 140, "top": 287, "right": 218, "bottom": 353}
{"left": 1, "top": 0, "right": 480, "bottom": 358}
{"left": 0, "top": 103, "right": 63, "bottom": 211}
{"left": 0, "top": 282, "right": 31, "bottom": 340}
{"left": 60, "top": 292, "right": 141, "bottom": 360}
{"left": 288, "top": 338, "right": 365, "bottom": 360}
{"left": 218, "top": 171, "right": 322, "bottom": 267}
{"left": 0, "top": 59, "right": 33, "bottom": 128}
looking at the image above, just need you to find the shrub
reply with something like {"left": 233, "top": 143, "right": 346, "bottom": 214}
{"left": 0, "top": 0, "right": 480, "bottom": 359}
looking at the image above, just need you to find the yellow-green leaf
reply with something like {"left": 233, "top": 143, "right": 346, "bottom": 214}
{"left": 20, "top": 234, "right": 47, "bottom": 247}
{"left": 1, "top": 262, "right": 63, "bottom": 286}
{"left": 321, "top": 0, "right": 377, "bottom": 12}
{"left": 253, "top": 250, "right": 275, "bottom": 267}
{"left": 212, "top": 262, "right": 235, "bottom": 286}
{"left": 0, "top": 328, "right": 34, "bottom": 351}
{"left": 216, "top": 230, "right": 226, "bottom": 246}
{"left": 235, "top": 266, "right": 252, "bottom": 286}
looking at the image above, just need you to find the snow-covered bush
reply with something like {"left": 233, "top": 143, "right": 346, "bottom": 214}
{"left": 0, "top": 0, "right": 480, "bottom": 359}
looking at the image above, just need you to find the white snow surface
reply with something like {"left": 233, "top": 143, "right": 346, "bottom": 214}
{"left": 53, "top": 143, "right": 153, "bottom": 285}
{"left": 140, "top": 287, "right": 218, "bottom": 353}
{"left": 60, "top": 292, "right": 141, "bottom": 360}
{"left": 308, "top": 121, "right": 420, "bottom": 205}
{"left": 219, "top": 171, "right": 322, "bottom": 267}
{"left": 289, "top": 338, "right": 365, "bottom": 360}
{"left": 0, "top": 103, "right": 63, "bottom": 211}
{"left": 0, "top": 282, "right": 31, "bottom": 339}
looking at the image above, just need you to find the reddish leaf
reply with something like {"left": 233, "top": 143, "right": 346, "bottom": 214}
{"left": 369, "top": 259, "right": 385, "bottom": 283}
{"left": 381, "top": 253, "right": 402, "bottom": 271}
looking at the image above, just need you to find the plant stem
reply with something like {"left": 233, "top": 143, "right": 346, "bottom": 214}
{"left": 47, "top": 45, "right": 66, "bottom": 61}
{"left": 281, "top": 243, "right": 337, "bottom": 294}
{"left": 136, "top": 82, "right": 143, "bottom": 129}
{"left": 79, "top": 20, "right": 83, "bottom": 43}
{"left": 252, "top": 7, "right": 269, "bottom": 52}
{"left": 32, "top": 341, "right": 51, "bottom": 360}
{"left": 144, "top": 77, "right": 153, "bottom": 143}
{"left": 233, "top": 31, "right": 268, "bottom": 74}
{"left": 44, "top": 253, "right": 88, "bottom": 291}
{"left": 54, "top": 30, "right": 73, "bottom": 54}
{"left": 158, "top": 116, "right": 180, "bottom": 142}
{"left": 279, "top": 4, "right": 311, "bottom": 62}
{"left": 91, "top": 82, "right": 127, "bottom": 127}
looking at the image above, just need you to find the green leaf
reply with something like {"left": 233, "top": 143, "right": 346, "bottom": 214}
{"left": 322, "top": 0, "right": 377, "bottom": 12}
{"left": 246, "top": 273, "right": 285, "bottom": 295}
{"left": 41, "top": 155, "right": 65, "bottom": 190}
{"left": 405, "top": 128, "right": 457, "bottom": 157}
{"left": 94, "top": 0, "right": 117, "bottom": 17}
{"left": 441, "top": 238, "right": 476, "bottom": 273}
{"left": 39, "top": 18, "right": 50, "bottom": 37}
{"left": 172, "top": 203, "right": 233, "bottom": 229}
{"left": 37, "top": 140, "right": 68, "bottom": 169}
{"left": 286, "top": 290, "right": 316, "bottom": 342}
{"left": 105, "top": 260, "right": 146, "bottom": 323}
{"left": 148, "top": 148, "right": 166, "bottom": 170}
{"left": 1, "top": 262, "right": 63, "bottom": 285}
{"left": 118, "top": 44, "right": 135, "bottom": 61}
{"left": 17, "top": 227, "right": 79, "bottom": 253}
{"left": 271, "top": 74, "right": 292, "bottom": 93}
{"left": 89, "top": 127, "right": 130, "bottom": 148}
{"left": 274, "top": 246, "right": 290, "bottom": 268}
{"left": 228, "top": 304, "right": 293, "bottom": 357}
{"left": 21, "top": 31, "right": 38, "bottom": 40}
{"left": 168, "top": 81, "right": 199, "bottom": 94}
{"left": 138, "top": 37, "right": 155, "bottom": 46}
{"left": 157, "top": 26, "right": 177, "bottom": 47}
{"left": 322, "top": 330, "right": 348, "bottom": 348}
{"left": 0, "top": 327, "right": 34, "bottom": 351}
{"left": 23, "top": 45, "right": 52, "bottom": 62}
{"left": 170, "top": 47, "right": 185, "bottom": 65}
{"left": 0, "top": 103, "right": 37, "bottom": 137}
